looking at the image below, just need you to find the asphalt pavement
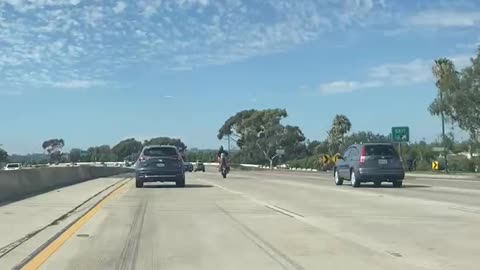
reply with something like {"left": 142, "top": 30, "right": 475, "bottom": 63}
{"left": 1, "top": 169, "right": 479, "bottom": 270}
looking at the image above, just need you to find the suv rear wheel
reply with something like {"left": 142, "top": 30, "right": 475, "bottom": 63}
{"left": 176, "top": 175, "right": 185, "bottom": 187}
{"left": 392, "top": 181, "right": 403, "bottom": 188}
{"left": 351, "top": 170, "right": 360, "bottom": 188}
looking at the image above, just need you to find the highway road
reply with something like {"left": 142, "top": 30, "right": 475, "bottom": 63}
{"left": 1, "top": 169, "right": 480, "bottom": 270}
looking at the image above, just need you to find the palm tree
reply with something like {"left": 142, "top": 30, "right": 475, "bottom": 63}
{"left": 431, "top": 58, "right": 457, "bottom": 116}
{"left": 332, "top": 114, "right": 351, "bottom": 145}
{"left": 431, "top": 58, "right": 458, "bottom": 172}
{"left": 326, "top": 114, "right": 351, "bottom": 154}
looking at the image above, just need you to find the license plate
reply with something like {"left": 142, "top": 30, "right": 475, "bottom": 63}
{"left": 156, "top": 163, "right": 165, "bottom": 168}
{"left": 378, "top": 159, "right": 388, "bottom": 165}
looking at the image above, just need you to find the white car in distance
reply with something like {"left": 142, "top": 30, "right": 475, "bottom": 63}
{"left": 4, "top": 163, "right": 21, "bottom": 170}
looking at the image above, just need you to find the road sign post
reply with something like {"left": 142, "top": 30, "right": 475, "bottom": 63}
{"left": 271, "top": 149, "right": 286, "bottom": 170}
{"left": 391, "top": 127, "right": 410, "bottom": 161}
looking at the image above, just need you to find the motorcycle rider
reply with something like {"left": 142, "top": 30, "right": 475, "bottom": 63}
{"left": 217, "top": 146, "right": 229, "bottom": 171}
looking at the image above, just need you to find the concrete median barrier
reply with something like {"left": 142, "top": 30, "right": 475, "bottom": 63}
{"left": 0, "top": 166, "right": 133, "bottom": 204}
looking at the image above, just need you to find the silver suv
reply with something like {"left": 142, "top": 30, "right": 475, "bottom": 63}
{"left": 334, "top": 143, "right": 405, "bottom": 188}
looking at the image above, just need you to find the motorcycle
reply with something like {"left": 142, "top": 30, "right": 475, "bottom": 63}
{"left": 221, "top": 164, "right": 229, "bottom": 178}
{"left": 219, "top": 155, "right": 230, "bottom": 179}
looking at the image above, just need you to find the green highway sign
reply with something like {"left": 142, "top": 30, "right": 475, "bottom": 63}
{"left": 392, "top": 126, "right": 410, "bottom": 142}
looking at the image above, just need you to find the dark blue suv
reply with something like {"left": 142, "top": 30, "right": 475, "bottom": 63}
{"left": 135, "top": 145, "right": 185, "bottom": 188}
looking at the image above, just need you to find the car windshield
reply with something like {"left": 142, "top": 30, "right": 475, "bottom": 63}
{"left": 143, "top": 147, "right": 178, "bottom": 157}
{"left": 7, "top": 164, "right": 19, "bottom": 168}
{"left": 364, "top": 145, "right": 397, "bottom": 157}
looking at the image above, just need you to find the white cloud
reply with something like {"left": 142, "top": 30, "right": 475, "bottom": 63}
{"left": 408, "top": 11, "right": 480, "bottom": 27}
{"left": 320, "top": 53, "right": 475, "bottom": 95}
{"left": 320, "top": 80, "right": 383, "bottom": 95}
{"left": 369, "top": 59, "right": 433, "bottom": 84}
{"left": 139, "top": 0, "right": 162, "bottom": 17}
{"left": 176, "top": 0, "right": 209, "bottom": 7}
{"left": 0, "top": 0, "right": 386, "bottom": 90}
{"left": 450, "top": 54, "right": 474, "bottom": 70}
{"left": 113, "top": 1, "right": 127, "bottom": 14}
{"left": 0, "top": 0, "right": 80, "bottom": 11}
{"left": 52, "top": 80, "right": 104, "bottom": 89}
{"left": 84, "top": 6, "right": 104, "bottom": 27}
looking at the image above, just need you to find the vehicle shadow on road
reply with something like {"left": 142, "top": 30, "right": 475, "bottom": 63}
{"left": 358, "top": 184, "right": 431, "bottom": 189}
{"left": 142, "top": 184, "right": 213, "bottom": 189}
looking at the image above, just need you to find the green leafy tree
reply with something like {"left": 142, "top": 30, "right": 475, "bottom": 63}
{"left": 69, "top": 148, "right": 82, "bottom": 163}
{"left": 87, "top": 147, "right": 98, "bottom": 162}
{"left": 112, "top": 138, "right": 142, "bottom": 161}
{"left": 218, "top": 109, "right": 306, "bottom": 167}
{"left": 327, "top": 114, "right": 352, "bottom": 154}
{"left": 143, "top": 137, "right": 187, "bottom": 159}
{"left": 97, "top": 145, "right": 116, "bottom": 162}
{"left": 304, "top": 140, "right": 329, "bottom": 155}
{"left": 342, "top": 131, "right": 391, "bottom": 152}
{"left": 333, "top": 114, "right": 352, "bottom": 137}
{"left": 86, "top": 145, "right": 116, "bottom": 162}
{"left": 217, "top": 109, "right": 257, "bottom": 142}
{"left": 143, "top": 137, "right": 187, "bottom": 149}
{"left": 429, "top": 52, "right": 480, "bottom": 155}
{"left": 42, "top": 138, "right": 65, "bottom": 164}
{"left": 186, "top": 150, "right": 217, "bottom": 162}
{"left": 0, "top": 148, "right": 8, "bottom": 163}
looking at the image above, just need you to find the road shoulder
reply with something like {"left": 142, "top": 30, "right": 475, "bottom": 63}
{"left": 0, "top": 175, "right": 131, "bottom": 269}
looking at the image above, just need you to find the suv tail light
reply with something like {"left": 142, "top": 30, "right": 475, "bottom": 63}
{"left": 139, "top": 156, "right": 150, "bottom": 162}
{"left": 359, "top": 147, "right": 366, "bottom": 165}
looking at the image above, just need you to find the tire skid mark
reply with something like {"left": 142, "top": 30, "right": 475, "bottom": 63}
{"left": 117, "top": 198, "right": 148, "bottom": 270}
{"left": 216, "top": 203, "right": 305, "bottom": 270}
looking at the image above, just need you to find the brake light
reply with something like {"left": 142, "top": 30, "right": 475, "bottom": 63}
{"left": 359, "top": 147, "right": 366, "bottom": 165}
{"left": 139, "top": 156, "right": 150, "bottom": 162}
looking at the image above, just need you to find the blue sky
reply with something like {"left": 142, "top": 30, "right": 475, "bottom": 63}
{"left": 1, "top": 0, "right": 480, "bottom": 154}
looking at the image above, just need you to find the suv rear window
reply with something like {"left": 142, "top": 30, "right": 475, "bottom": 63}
{"left": 143, "top": 147, "right": 178, "bottom": 157}
{"left": 364, "top": 145, "right": 397, "bottom": 156}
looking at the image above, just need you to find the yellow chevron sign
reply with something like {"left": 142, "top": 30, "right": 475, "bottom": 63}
{"left": 321, "top": 155, "right": 330, "bottom": 164}
{"left": 432, "top": 161, "right": 439, "bottom": 170}
{"left": 332, "top": 153, "right": 341, "bottom": 163}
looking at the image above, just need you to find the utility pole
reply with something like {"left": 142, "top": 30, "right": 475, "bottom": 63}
{"left": 440, "top": 91, "right": 449, "bottom": 173}
{"left": 398, "top": 143, "right": 402, "bottom": 161}
{"left": 227, "top": 135, "right": 231, "bottom": 152}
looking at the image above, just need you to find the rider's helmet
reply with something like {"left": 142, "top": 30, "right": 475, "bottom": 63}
{"left": 219, "top": 146, "right": 224, "bottom": 152}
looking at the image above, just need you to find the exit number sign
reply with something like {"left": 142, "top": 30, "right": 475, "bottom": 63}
{"left": 392, "top": 127, "right": 410, "bottom": 142}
